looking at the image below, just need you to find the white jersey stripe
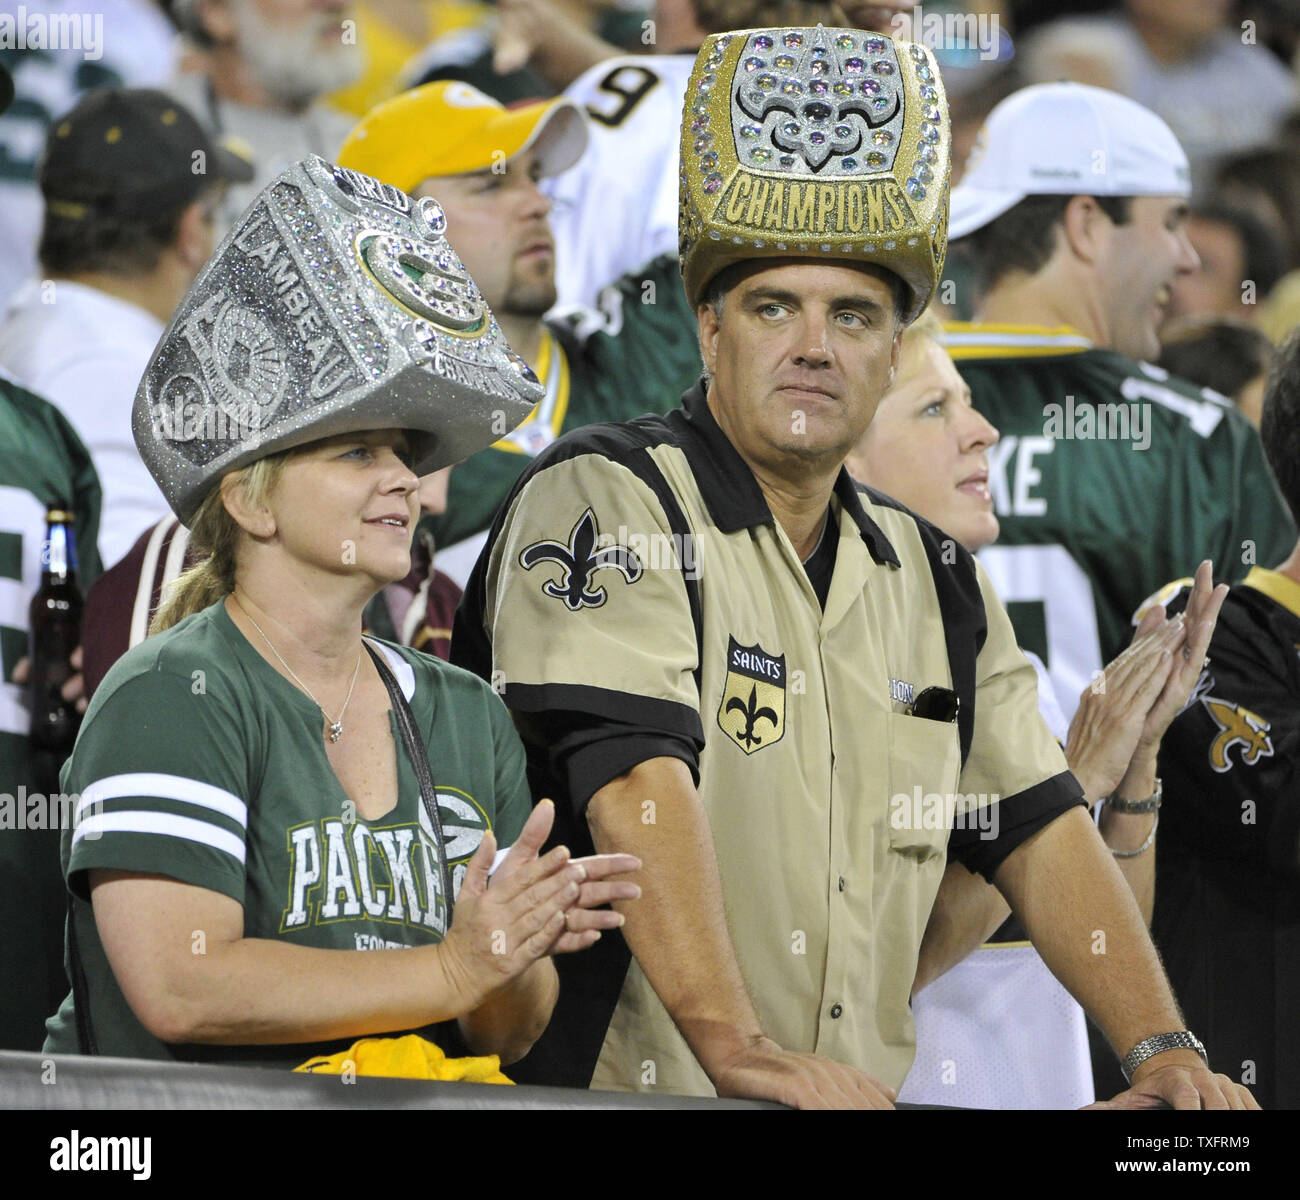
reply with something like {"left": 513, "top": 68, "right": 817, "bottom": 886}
{"left": 942, "top": 330, "right": 1094, "bottom": 350}
{"left": 77, "top": 773, "right": 248, "bottom": 826}
{"left": 72, "top": 810, "right": 247, "bottom": 863}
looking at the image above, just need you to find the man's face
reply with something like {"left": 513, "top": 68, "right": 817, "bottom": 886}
{"left": 414, "top": 148, "right": 555, "bottom": 318}
{"left": 1095, "top": 195, "right": 1199, "bottom": 361}
{"left": 1126, "top": 0, "right": 1229, "bottom": 42}
{"left": 698, "top": 260, "right": 903, "bottom": 477}
{"left": 1165, "top": 215, "right": 1247, "bottom": 324}
{"left": 216, "top": 0, "right": 361, "bottom": 104}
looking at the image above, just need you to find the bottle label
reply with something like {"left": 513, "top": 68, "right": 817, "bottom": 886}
{"left": 41, "top": 518, "right": 77, "bottom": 576}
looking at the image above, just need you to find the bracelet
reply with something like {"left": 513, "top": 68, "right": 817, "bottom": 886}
{"left": 1111, "top": 810, "right": 1158, "bottom": 858}
{"left": 1121, "top": 1030, "right": 1208, "bottom": 1083}
{"left": 1104, "top": 776, "right": 1162, "bottom": 815}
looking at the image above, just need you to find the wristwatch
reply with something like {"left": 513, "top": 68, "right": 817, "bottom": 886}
{"left": 1106, "top": 777, "right": 1162, "bottom": 815}
{"left": 1121, "top": 1030, "right": 1208, "bottom": 1083}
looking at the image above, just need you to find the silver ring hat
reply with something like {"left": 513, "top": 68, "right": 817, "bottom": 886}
{"left": 133, "top": 155, "right": 541, "bottom": 523}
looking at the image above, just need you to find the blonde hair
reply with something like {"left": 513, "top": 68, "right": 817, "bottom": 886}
{"left": 903, "top": 308, "right": 944, "bottom": 349}
{"left": 150, "top": 452, "right": 294, "bottom": 635}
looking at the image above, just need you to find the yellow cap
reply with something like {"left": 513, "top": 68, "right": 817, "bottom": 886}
{"left": 337, "top": 81, "right": 588, "bottom": 192}
{"left": 678, "top": 28, "right": 951, "bottom": 322}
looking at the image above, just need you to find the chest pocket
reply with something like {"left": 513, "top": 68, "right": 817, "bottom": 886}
{"left": 885, "top": 712, "right": 962, "bottom": 862}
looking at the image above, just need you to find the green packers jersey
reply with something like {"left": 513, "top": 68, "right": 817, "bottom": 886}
{"left": 43, "top": 600, "right": 531, "bottom": 1065}
{"left": 428, "top": 253, "right": 702, "bottom": 549}
{"left": 0, "top": 371, "right": 102, "bottom": 1051}
{"left": 946, "top": 324, "right": 1296, "bottom": 717}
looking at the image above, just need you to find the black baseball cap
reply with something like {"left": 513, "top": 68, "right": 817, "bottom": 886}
{"left": 39, "top": 87, "right": 254, "bottom": 222}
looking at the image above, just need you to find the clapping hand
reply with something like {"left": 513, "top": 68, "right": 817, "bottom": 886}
{"left": 438, "top": 801, "right": 639, "bottom": 1008}
{"left": 1065, "top": 560, "right": 1226, "bottom": 803}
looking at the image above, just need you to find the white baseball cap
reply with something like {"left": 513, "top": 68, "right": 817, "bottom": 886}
{"left": 949, "top": 82, "right": 1191, "bottom": 240}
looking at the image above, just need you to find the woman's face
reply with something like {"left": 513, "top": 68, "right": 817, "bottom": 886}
{"left": 846, "top": 334, "right": 1001, "bottom": 552}
{"left": 261, "top": 429, "right": 421, "bottom": 587}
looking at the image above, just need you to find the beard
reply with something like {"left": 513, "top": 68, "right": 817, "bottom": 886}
{"left": 503, "top": 271, "right": 556, "bottom": 318}
{"left": 232, "top": 0, "right": 365, "bottom": 107}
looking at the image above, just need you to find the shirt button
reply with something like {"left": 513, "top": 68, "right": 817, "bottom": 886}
{"left": 830, "top": 1003, "right": 843, "bottom": 1019}
{"left": 837, "top": 875, "right": 846, "bottom": 892}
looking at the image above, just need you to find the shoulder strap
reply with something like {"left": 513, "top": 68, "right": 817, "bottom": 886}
{"left": 364, "top": 642, "right": 454, "bottom": 923}
{"left": 67, "top": 893, "right": 98, "bottom": 1055}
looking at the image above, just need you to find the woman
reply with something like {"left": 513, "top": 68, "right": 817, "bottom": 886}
{"left": 43, "top": 160, "right": 639, "bottom": 1070}
{"left": 846, "top": 313, "right": 1225, "bottom": 1108}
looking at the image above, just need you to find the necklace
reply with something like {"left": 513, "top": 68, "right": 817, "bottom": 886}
{"left": 233, "top": 598, "right": 363, "bottom": 743}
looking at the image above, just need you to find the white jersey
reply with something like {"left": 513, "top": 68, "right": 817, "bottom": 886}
{"left": 544, "top": 54, "right": 693, "bottom": 311}
{"left": 899, "top": 651, "right": 1096, "bottom": 1110}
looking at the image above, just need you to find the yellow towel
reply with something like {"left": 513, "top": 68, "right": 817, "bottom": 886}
{"left": 295, "top": 1034, "right": 513, "bottom": 1084}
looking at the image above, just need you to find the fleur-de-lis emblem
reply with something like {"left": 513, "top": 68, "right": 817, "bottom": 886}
{"left": 717, "top": 635, "right": 786, "bottom": 755}
{"left": 735, "top": 27, "right": 902, "bottom": 172}
{"left": 1203, "top": 697, "right": 1274, "bottom": 773}
{"left": 725, "top": 684, "right": 780, "bottom": 748}
{"left": 519, "top": 508, "right": 643, "bottom": 611}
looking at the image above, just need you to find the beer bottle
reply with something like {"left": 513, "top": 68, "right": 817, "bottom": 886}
{"left": 27, "top": 507, "right": 83, "bottom": 754}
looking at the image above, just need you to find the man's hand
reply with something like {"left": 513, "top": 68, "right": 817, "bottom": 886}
{"left": 493, "top": 0, "right": 620, "bottom": 85}
{"left": 830, "top": 1, "right": 918, "bottom": 35}
{"left": 1092, "top": 1055, "right": 1260, "bottom": 1110}
{"left": 711, "top": 1036, "right": 897, "bottom": 1110}
{"left": 10, "top": 645, "right": 89, "bottom": 713}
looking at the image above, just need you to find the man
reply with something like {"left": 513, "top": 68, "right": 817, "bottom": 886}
{"left": 409, "top": 0, "right": 647, "bottom": 107}
{"left": 1158, "top": 317, "right": 1274, "bottom": 428}
{"left": 0, "top": 0, "right": 178, "bottom": 309}
{"left": 0, "top": 60, "right": 106, "bottom": 1054}
{"left": 168, "top": 0, "right": 363, "bottom": 232}
{"left": 453, "top": 28, "right": 1253, "bottom": 1108}
{"left": 544, "top": 2, "right": 919, "bottom": 309}
{"left": 0, "top": 366, "right": 102, "bottom": 1052}
{"left": 0, "top": 88, "right": 252, "bottom": 567}
{"left": 336, "top": 80, "right": 702, "bottom": 581}
{"left": 1021, "top": 0, "right": 1293, "bottom": 189}
{"left": 1144, "top": 332, "right": 1300, "bottom": 1110}
{"left": 1163, "top": 203, "right": 1286, "bottom": 329}
{"left": 945, "top": 81, "right": 1295, "bottom": 718}
{"left": 544, "top": 0, "right": 833, "bottom": 310}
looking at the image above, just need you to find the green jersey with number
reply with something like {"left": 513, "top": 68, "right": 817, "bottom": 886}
{"left": 947, "top": 323, "right": 1296, "bottom": 717}
{"left": 43, "top": 600, "right": 531, "bottom": 1065}
{"left": 0, "top": 371, "right": 102, "bottom": 1050}
{"left": 428, "top": 252, "right": 702, "bottom": 550}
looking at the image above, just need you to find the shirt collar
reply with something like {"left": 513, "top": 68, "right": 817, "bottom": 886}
{"left": 1243, "top": 566, "right": 1300, "bottom": 621}
{"left": 677, "top": 379, "right": 900, "bottom": 568}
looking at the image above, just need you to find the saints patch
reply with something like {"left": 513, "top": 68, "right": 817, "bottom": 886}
{"left": 1202, "top": 697, "right": 1274, "bottom": 773}
{"left": 519, "top": 507, "right": 643, "bottom": 610}
{"left": 717, "top": 636, "right": 786, "bottom": 754}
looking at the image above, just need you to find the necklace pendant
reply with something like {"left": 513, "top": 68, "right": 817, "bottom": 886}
{"left": 328, "top": 722, "right": 343, "bottom": 743}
